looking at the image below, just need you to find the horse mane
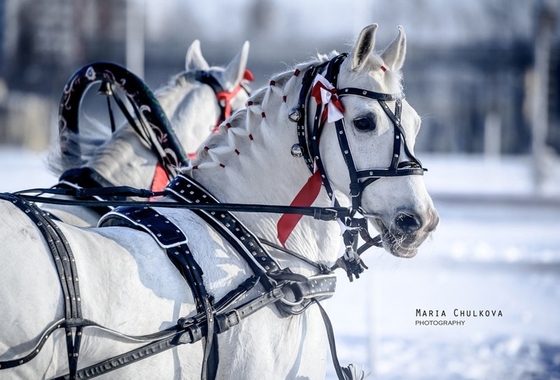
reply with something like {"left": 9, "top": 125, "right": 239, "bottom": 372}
{"left": 188, "top": 48, "right": 403, "bottom": 171}
{"left": 186, "top": 53, "right": 331, "bottom": 172}
{"left": 152, "top": 71, "right": 196, "bottom": 109}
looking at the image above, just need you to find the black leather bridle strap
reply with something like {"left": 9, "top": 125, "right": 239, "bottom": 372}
{"left": 294, "top": 65, "right": 323, "bottom": 173}
{"left": 323, "top": 55, "right": 424, "bottom": 213}
{"left": 339, "top": 87, "right": 397, "bottom": 101}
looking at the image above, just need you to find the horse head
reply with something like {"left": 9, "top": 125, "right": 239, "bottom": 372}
{"left": 157, "top": 40, "right": 252, "bottom": 154}
{"left": 319, "top": 24, "right": 439, "bottom": 257}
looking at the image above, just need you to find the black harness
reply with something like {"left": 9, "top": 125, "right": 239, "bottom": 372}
{"left": 59, "top": 62, "right": 189, "bottom": 180}
{"left": 0, "top": 188, "right": 339, "bottom": 380}
{"left": 57, "top": 62, "right": 251, "bottom": 203}
{"left": 1, "top": 54, "right": 427, "bottom": 380}
{"left": 0, "top": 193, "right": 84, "bottom": 380}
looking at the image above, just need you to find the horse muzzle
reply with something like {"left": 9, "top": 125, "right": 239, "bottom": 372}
{"left": 371, "top": 207, "right": 439, "bottom": 258}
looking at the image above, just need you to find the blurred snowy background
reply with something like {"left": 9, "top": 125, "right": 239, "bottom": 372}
{"left": 1, "top": 0, "right": 560, "bottom": 379}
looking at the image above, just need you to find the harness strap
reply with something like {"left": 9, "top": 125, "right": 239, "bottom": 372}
{"left": 50, "top": 273, "right": 336, "bottom": 380}
{"left": 314, "top": 300, "right": 365, "bottom": 380}
{"left": 56, "top": 167, "right": 119, "bottom": 216}
{"left": 166, "top": 174, "right": 282, "bottom": 291}
{"left": 98, "top": 206, "right": 217, "bottom": 380}
{"left": 2, "top": 190, "right": 341, "bottom": 379}
{"left": 0, "top": 193, "right": 83, "bottom": 380}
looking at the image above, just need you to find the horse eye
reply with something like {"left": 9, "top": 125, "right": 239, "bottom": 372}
{"left": 353, "top": 117, "right": 376, "bottom": 131}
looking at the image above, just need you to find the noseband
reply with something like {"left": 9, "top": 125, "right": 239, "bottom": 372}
{"left": 291, "top": 53, "right": 425, "bottom": 214}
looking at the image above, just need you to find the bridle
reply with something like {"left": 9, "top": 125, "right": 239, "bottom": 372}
{"left": 279, "top": 53, "right": 427, "bottom": 276}
{"left": 290, "top": 53, "right": 425, "bottom": 214}
{"left": 151, "top": 68, "right": 253, "bottom": 188}
{"left": 194, "top": 69, "right": 253, "bottom": 135}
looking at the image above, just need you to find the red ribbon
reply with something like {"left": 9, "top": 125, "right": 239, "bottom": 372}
{"left": 187, "top": 69, "right": 254, "bottom": 158}
{"left": 276, "top": 75, "right": 345, "bottom": 245}
{"left": 310, "top": 77, "right": 345, "bottom": 124}
{"left": 212, "top": 69, "right": 254, "bottom": 133}
{"left": 150, "top": 162, "right": 169, "bottom": 199}
{"left": 276, "top": 170, "right": 323, "bottom": 246}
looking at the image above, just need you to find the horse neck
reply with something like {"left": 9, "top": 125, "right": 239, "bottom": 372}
{"left": 189, "top": 69, "right": 342, "bottom": 267}
{"left": 85, "top": 126, "right": 156, "bottom": 189}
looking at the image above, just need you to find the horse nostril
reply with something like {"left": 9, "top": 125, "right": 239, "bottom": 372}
{"left": 394, "top": 212, "right": 422, "bottom": 234}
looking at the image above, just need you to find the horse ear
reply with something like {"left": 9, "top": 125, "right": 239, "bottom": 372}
{"left": 222, "top": 41, "right": 250, "bottom": 90}
{"left": 185, "top": 40, "right": 210, "bottom": 71}
{"left": 381, "top": 26, "right": 407, "bottom": 71}
{"left": 351, "top": 24, "right": 378, "bottom": 71}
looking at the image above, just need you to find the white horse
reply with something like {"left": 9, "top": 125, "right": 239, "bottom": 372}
{"left": 43, "top": 40, "right": 251, "bottom": 227}
{"left": 0, "top": 25, "right": 438, "bottom": 379}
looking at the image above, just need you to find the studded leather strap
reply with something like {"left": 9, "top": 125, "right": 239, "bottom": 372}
{"left": 166, "top": 175, "right": 282, "bottom": 290}
{"left": 0, "top": 193, "right": 83, "bottom": 379}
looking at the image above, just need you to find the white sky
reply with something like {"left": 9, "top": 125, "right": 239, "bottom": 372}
{"left": 140, "top": 0, "right": 541, "bottom": 47}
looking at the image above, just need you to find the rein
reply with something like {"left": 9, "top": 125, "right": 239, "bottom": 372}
{"left": 13, "top": 187, "right": 349, "bottom": 222}
{"left": 1, "top": 54, "right": 430, "bottom": 380}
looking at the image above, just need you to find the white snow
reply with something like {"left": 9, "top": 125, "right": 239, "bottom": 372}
{"left": 1, "top": 148, "right": 560, "bottom": 379}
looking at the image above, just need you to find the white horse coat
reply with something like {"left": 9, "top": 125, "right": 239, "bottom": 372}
{"left": 0, "top": 25, "right": 438, "bottom": 379}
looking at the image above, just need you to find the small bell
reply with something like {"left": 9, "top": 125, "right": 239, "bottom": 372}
{"left": 97, "top": 81, "right": 113, "bottom": 96}
{"left": 288, "top": 108, "right": 301, "bottom": 122}
{"left": 290, "top": 144, "right": 304, "bottom": 158}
